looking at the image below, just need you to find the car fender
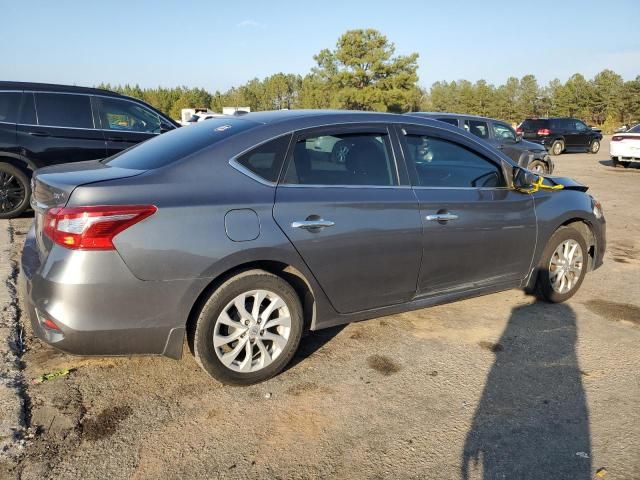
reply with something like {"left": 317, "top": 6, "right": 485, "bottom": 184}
{"left": 0, "top": 151, "right": 38, "bottom": 173}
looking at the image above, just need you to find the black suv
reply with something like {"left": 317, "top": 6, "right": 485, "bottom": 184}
{"left": 517, "top": 117, "right": 602, "bottom": 156}
{"left": 409, "top": 113, "right": 554, "bottom": 174}
{"left": 0, "top": 82, "right": 179, "bottom": 218}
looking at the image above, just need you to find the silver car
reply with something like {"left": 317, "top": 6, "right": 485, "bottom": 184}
{"left": 21, "top": 110, "right": 606, "bottom": 385}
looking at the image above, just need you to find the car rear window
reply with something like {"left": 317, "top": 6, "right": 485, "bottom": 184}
{"left": 629, "top": 124, "right": 640, "bottom": 133}
{"left": 521, "top": 119, "right": 549, "bottom": 131}
{"left": 104, "top": 118, "right": 258, "bottom": 170}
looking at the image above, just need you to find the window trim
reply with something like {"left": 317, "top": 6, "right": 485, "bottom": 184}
{"left": 398, "top": 124, "right": 510, "bottom": 190}
{"left": 278, "top": 123, "right": 403, "bottom": 188}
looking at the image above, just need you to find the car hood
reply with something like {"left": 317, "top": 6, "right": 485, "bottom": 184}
{"left": 545, "top": 176, "right": 588, "bottom": 192}
{"left": 518, "top": 139, "right": 546, "bottom": 152}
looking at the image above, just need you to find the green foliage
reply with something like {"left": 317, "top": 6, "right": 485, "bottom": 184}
{"left": 96, "top": 29, "right": 639, "bottom": 133}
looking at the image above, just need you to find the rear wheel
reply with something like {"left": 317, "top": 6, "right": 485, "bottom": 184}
{"left": 550, "top": 140, "right": 564, "bottom": 156}
{"left": 0, "top": 163, "right": 30, "bottom": 219}
{"left": 192, "top": 270, "right": 303, "bottom": 385}
{"left": 535, "top": 227, "right": 588, "bottom": 303}
{"left": 589, "top": 139, "right": 600, "bottom": 154}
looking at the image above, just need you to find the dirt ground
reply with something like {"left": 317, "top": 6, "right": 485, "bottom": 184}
{"left": 1, "top": 137, "right": 639, "bottom": 479}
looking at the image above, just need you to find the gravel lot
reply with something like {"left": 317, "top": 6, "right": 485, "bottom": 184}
{"left": 1, "top": 137, "right": 639, "bottom": 479}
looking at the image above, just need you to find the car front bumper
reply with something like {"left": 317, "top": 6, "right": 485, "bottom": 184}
{"left": 20, "top": 226, "right": 205, "bottom": 359}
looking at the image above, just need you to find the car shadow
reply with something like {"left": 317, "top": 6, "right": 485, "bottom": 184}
{"left": 599, "top": 159, "right": 640, "bottom": 169}
{"left": 287, "top": 325, "right": 345, "bottom": 370}
{"left": 462, "top": 302, "right": 591, "bottom": 479}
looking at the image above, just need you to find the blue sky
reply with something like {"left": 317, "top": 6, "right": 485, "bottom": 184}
{"left": 2, "top": 0, "right": 639, "bottom": 91}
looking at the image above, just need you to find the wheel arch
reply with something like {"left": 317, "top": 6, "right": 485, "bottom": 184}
{"left": 0, "top": 153, "right": 36, "bottom": 175}
{"left": 185, "top": 260, "right": 317, "bottom": 356}
{"left": 560, "top": 218, "right": 597, "bottom": 270}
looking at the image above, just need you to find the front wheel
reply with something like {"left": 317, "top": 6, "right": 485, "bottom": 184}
{"left": 589, "top": 139, "right": 600, "bottom": 154}
{"left": 535, "top": 227, "right": 588, "bottom": 303}
{"left": 192, "top": 270, "right": 303, "bottom": 385}
{"left": 528, "top": 160, "right": 548, "bottom": 174}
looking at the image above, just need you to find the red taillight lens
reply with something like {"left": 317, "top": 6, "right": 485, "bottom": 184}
{"left": 516, "top": 127, "right": 523, "bottom": 135}
{"left": 43, "top": 205, "right": 157, "bottom": 250}
{"left": 611, "top": 135, "right": 625, "bottom": 141}
{"left": 537, "top": 128, "right": 551, "bottom": 136}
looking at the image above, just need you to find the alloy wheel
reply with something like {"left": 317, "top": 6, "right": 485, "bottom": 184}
{"left": 548, "top": 239, "right": 584, "bottom": 294}
{"left": 0, "top": 171, "right": 26, "bottom": 215}
{"left": 213, "top": 289, "right": 291, "bottom": 373}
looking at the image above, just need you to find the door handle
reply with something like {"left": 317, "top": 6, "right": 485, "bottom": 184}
{"left": 426, "top": 213, "right": 458, "bottom": 222}
{"left": 28, "top": 131, "right": 50, "bottom": 137}
{"left": 291, "top": 219, "right": 335, "bottom": 230}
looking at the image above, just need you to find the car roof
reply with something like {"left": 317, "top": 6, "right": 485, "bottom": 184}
{"left": 408, "top": 111, "right": 511, "bottom": 124}
{"left": 0, "top": 81, "right": 125, "bottom": 97}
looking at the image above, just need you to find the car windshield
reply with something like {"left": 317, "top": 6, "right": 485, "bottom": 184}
{"left": 104, "top": 117, "right": 258, "bottom": 170}
{"left": 629, "top": 124, "right": 640, "bottom": 133}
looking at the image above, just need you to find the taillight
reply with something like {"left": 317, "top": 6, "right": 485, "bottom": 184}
{"left": 43, "top": 205, "right": 157, "bottom": 250}
{"left": 516, "top": 127, "right": 523, "bottom": 135}
{"left": 537, "top": 128, "right": 551, "bottom": 136}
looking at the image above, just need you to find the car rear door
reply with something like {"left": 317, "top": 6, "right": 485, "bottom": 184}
{"left": 94, "top": 96, "right": 163, "bottom": 156}
{"left": 273, "top": 124, "right": 422, "bottom": 314}
{"left": 398, "top": 124, "right": 537, "bottom": 296}
{"left": 16, "top": 92, "right": 107, "bottom": 167}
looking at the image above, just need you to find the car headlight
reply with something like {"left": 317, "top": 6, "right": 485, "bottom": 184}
{"left": 591, "top": 196, "right": 604, "bottom": 219}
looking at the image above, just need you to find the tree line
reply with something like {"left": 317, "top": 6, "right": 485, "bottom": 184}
{"left": 98, "top": 29, "right": 640, "bottom": 132}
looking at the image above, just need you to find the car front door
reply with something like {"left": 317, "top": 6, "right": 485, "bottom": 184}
{"left": 16, "top": 92, "right": 107, "bottom": 167}
{"left": 273, "top": 124, "right": 423, "bottom": 314}
{"left": 491, "top": 122, "right": 521, "bottom": 163}
{"left": 398, "top": 125, "right": 537, "bottom": 296}
{"left": 94, "top": 96, "right": 163, "bottom": 156}
{"left": 573, "top": 119, "right": 592, "bottom": 150}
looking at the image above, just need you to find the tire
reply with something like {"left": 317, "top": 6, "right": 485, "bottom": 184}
{"left": 0, "top": 163, "right": 31, "bottom": 219}
{"left": 192, "top": 269, "right": 303, "bottom": 385}
{"left": 611, "top": 156, "right": 620, "bottom": 167}
{"left": 534, "top": 226, "right": 588, "bottom": 303}
{"left": 589, "top": 139, "right": 600, "bottom": 154}
{"left": 550, "top": 140, "right": 564, "bottom": 156}
{"left": 528, "top": 159, "right": 548, "bottom": 174}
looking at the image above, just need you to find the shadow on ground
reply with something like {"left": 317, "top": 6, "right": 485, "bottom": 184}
{"left": 599, "top": 159, "right": 640, "bottom": 169}
{"left": 462, "top": 302, "right": 591, "bottom": 479}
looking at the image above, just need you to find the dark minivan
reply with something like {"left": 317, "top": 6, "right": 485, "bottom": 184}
{"left": 517, "top": 117, "right": 602, "bottom": 156}
{"left": 0, "top": 82, "right": 179, "bottom": 218}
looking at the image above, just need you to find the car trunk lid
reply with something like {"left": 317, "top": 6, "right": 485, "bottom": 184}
{"left": 32, "top": 160, "right": 145, "bottom": 256}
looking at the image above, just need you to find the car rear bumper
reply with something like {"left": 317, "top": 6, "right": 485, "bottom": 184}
{"left": 610, "top": 143, "right": 640, "bottom": 160}
{"left": 20, "top": 226, "right": 204, "bottom": 359}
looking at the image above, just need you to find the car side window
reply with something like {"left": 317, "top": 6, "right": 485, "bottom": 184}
{"left": 19, "top": 92, "right": 37, "bottom": 125}
{"left": 492, "top": 123, "right": 517, "bottom": 142}
{"left": 575, "top": 120, "right": 588, "bottom": 132}
{"left": 34, "top": 93, "right": 94, "bottom": 129}
{"left": 97, "top": 97, "right": 161, "bottom": 133}
{"left": 282, "top": 132, "right": 396, "bottom": 186}
{"left": 404, "top": 134, "right": 504, "bottom": 188}
{"left": 235, "top": 134, "right": 292, "bottom": 183}
{"left": 463, "top": 120, "right": 489, "bottom": 139}
{"left": 437, "top": 118, "right": 459, "bottom": 127}
{"left": 0, "top": 92, "right": 21, "bottom": 123}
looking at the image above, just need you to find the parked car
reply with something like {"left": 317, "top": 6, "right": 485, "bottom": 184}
{"left": 409, "top": 113, "right": 554, "bottom": 174}
{"left": 610, "top": 123, "right": 640, "bottom": 167}
{"left": 517, "top": 117, "right": 602, "bottom": 156}
{"left": 21, "top": 110, "right": 606, "bottom": 385}
{"left": 0, "top": 82, "right": 179, "bottom": 218}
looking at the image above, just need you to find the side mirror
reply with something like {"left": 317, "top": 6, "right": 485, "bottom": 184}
{"left": 513, "top": 167, "right": 538, "bottom": 190}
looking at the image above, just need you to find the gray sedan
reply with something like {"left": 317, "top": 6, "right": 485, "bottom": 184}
{"left": 21, "top": 110, "right": 605, "bottom": 385}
